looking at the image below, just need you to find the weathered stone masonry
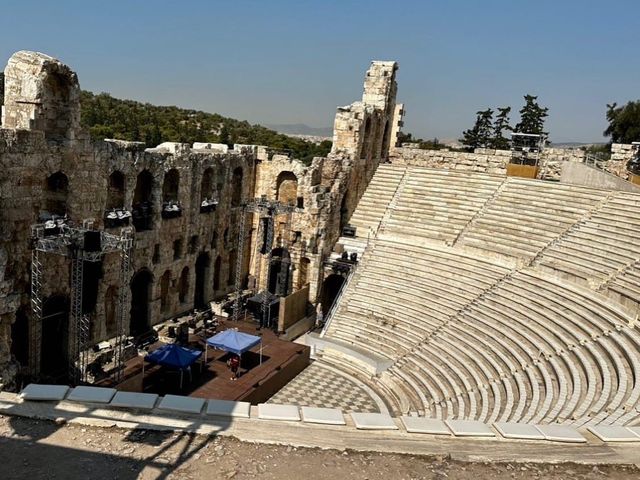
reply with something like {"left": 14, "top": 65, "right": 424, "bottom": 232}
{"left": 0, "top": 52, "right": 398, "bottom": 389}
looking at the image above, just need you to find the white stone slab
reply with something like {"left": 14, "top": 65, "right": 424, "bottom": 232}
{"left": 535, "top": 425, "right": 587, "bottom": 443}
{"left": 588, "top": 426, "right": 640, "bottom": 442}
{"left": 67, "top": 386, "right": 117, "bottom": 404}
{"left": 20, "top": 384, "right": 69, "bottom": 401}
{"left": 301, "top": 406, "right": 346, "bottom": 425}
{"left": 157, "top": 395, "right": 205, "bottom": 414}
{"left": 110, "top": 391, "right": 159, "bottom": 410}
{"left": 400, "top": 416, "right": 450, "bottom": 435}
{"left": 350, "top": 412, "right": 398, "bottom": 430}
{"left": 258, "top": 403, "right": 300, "bottom": 421}
{"left": 628, "top": 426, "right": 640, "bottom": 439}
{"left": 205, "top": 399, "right": 251, "bottom": 418}
{"left": 493, "top": 422, "right": 545, "bottom": 440}
{"left": 445, "top": 419, "right": 495, "bottom": 437}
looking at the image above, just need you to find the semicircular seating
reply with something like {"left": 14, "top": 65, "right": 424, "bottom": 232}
{"left": 320, "top": 164, "right": 640, "bottom": 428}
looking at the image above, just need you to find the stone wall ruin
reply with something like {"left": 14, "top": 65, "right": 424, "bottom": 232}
{"left": 0, "top": 54, "right": 398, "bottom": 389}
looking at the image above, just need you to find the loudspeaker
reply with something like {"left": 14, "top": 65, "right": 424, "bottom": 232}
{"left": 84, "top": 231, "right": 101, "bottom": 252}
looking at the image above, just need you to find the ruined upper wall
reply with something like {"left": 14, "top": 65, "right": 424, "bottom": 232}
{"left": 1, "top": 51, "right": 81, "bottom": 142}
{"left": 330, "top": 61, "right": 398, "bottom": 160}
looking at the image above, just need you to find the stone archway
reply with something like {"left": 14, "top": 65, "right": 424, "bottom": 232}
{"left": 130, "top": 269, "right": 153, "bottom": 336}
{"left": 268, "top": 248, "right": 292, "bottom": 297}
{"left": 320, "top": 274, "right": 345, "bottom": 315}
{"left": 231, "top": 167, "right": 243, "bottom": 207}
{"left": 40, "top": 295, "right": 70, "bottom": 380}
{"left": 194, "top": 252, "right": 211, "bottom": 309}
{"left": 10, "top": 306, "right": 29, "bottom": 367}
{"left": 213, "top": 255, "right": 222, "bottom": 292}
{"left": 106, "top": 170, "right": 126, "bottom": 210}
{"left": 44, "top": 171, "right": 69, "bottom": 217}
{"left": 276, "top": 171, "right": 298, "bottom": 205}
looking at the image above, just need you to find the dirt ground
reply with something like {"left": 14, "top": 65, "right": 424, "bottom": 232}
{"left": 0, "top": 414, "right": 638, "bottom": 480}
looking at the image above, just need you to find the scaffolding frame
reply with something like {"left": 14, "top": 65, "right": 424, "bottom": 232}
{"left": 30, "top": 220, "right": 132, "bottom": 384}
{"left": 231, "top": 196, "right": 295, "bottom": 323}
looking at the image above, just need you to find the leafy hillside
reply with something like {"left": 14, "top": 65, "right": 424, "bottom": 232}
{"left": 0, "top": 81, "right": 331, "bottom": 163}
{"left": 80, "top": 91, "right": 332, "bottom": 164}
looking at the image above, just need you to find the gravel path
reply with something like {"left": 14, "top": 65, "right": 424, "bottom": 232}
{"left": 1, "top": 414, "right": 638, "bottom": 480}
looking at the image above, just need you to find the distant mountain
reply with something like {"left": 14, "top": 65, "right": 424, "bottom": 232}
{"left": 267, "top": 123, "right": 333, "bottom": 137}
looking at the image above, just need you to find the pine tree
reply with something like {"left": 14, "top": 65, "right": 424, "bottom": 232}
{"left": 490, "top": 106, "right": 512, "bottom": 150}
{"left": 514, "top": 95, "right": 548, "bottom": 135}
{"left": 461, "top": 108, "right": 494, "bottom": 150}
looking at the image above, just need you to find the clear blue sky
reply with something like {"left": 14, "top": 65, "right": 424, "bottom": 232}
{"left": 1, "top": 0, "right": 638, "bottom": 142}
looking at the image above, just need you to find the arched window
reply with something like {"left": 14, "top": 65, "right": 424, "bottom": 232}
{"left": 194, "top": 252, "right": 211, "bottom": 308}
{"left": 359, "top": 117, "right": 372, "bottom": 160}
{"left": 133, "top": 169, "right": 153, "bottom": 205}
{"left": 160, "top": 270, "right": 172, "bottom": 313}
{"left": 213, "top": 255, "right": 222, "bottom": 292}
{"left": 132, "top": 169, "right": 154, "bottom": 231}
{"left": 298, "top": 257, "right": 310, "bottom": 289}
{"left": 268, "top": 248, "right": 291, "bottom": 296}
{"left": 41, "top": 295, "right": 70, "bottom": 378}
{"left": 178, "top": 267, "right": 190, "bottom": 304}
{"left": 200, "top": 167, "right": 217, "bottom": 213}
{"left": 106, "top": 171, "right": 125, "bottom": 210}
{"left": 162, "top": 169, "right": 181, "bottom": 219}
{"left": 10, "top": 307, "right": 29, "bottom": 367}
{"left": 162, "top": 169, "right": 180, "bottom": 202}
{"left": 130, "top": 269, "right": 153, "bottom": 336}
{"left": 276, "top": 171, "right": 298, "bottom": 205}
{"left": 228, "top": 250, "right": 237, "bottom": 286}
{"left": 320, "top": 274, "right": 346, "bottom": 315}
{"left": 231, "top": 167, "right": 243, "bottom": 207}
{"left": 44, "top": 171, "right": 69, "bottom": 217}
{"left": 104, "top": 286, "right": 118, "bottom": 337}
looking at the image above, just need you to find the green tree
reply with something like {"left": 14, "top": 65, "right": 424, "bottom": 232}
{"left": 514, "top": 95, "right": 548, "bottom": 135}
{"left": 490, "top": 106, "right": 512, "bottom": 150}
{"left": 604, "top": 101, "right": 640, "bottom": 144}
{"left": 461, "top": 108, "right": 494, "bottom": 150}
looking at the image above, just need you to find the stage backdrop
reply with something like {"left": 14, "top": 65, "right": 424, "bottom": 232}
{"left": 278, "top": 284, "right": 309, "bottom": 332}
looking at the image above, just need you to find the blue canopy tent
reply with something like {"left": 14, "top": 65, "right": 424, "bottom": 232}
{"left": 143, "top": 343, "right": 203, "bottom": 389}
{"left": 205, "top": 329, "right": 263, "bottom": 366}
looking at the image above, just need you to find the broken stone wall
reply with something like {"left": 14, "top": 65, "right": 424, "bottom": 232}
{"left": 389, "top": 145, "right": 588, "bottom": 180}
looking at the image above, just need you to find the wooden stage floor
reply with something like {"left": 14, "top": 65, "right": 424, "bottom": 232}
{"left": 119, "top": 317, "right": 309, "bottom": 402}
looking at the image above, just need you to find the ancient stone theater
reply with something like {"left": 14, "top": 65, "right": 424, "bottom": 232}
{"left": 2, "top": 51, "right": 640, "bottom": 437}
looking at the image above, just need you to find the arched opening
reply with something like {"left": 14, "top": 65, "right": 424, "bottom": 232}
{"left": 298, "top": 257, "right": 310, "bottom": 290}
{"left": 132, "top": 169, "right": 154, "bottom": 231}
{"left": 10, "top": 307, "right": 29, "bottom": 367}
{"left": 228, "top": 250, "right": 237, "bottom": 286}
{"left": 130, "top": 269, "right": 153, "bottom": 336}
{"left": 359, "top": 117, "right": 372, "bottom": 160}
{"left": 276, "top": 171, "right": 298, "bottom": 205}
{"left": 213, "top": 255, "right": 222, "bottom": 292}
{"left": 42, "top": 72, "right": 74, "bottom": 139}
{"left": 104, "top": 285, "right": 118, "bottom": 338}
{"left": 194, "top": 252, "right": 211, "bottom": 309}
{"left": 160, "top": 271, "right": 172, "bottom": 314}
{"left": 162, "top": 168, "right": 180, "bottom": 202}
{"left": 231, "top": 167, "right": 243, "bottom": 207}
{"left": 268, "top": 248, "right": 291, "bottom": 296}
{"left": 40, "top": 295, "right": 70, "bottom": 380}
{"left": 381, "top": 120, "right": 391, "bottom": 158}
{"left": 162, "top": 168, "right": 181, "bottom": 219}
{"left": 340, "top": 192, "right": 350, "bottom": 231}
{"left": 106, "top": 171, "right": 126, "bottom": 210}
{"left": 44, "top": 171, "right": 69, "bottom": 217}
{"left": 178, "top": 267, "right": 190, "bottom": 304}
{"left": 200, "top": 167, "right": 217, "bottom": 213}
{"left": 320, "top": 274, "right": 345, "bottom": 315}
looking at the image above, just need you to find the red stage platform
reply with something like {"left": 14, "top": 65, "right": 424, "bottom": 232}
{"left": 113, "top": 318, "right": 310, "bottom": 404}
